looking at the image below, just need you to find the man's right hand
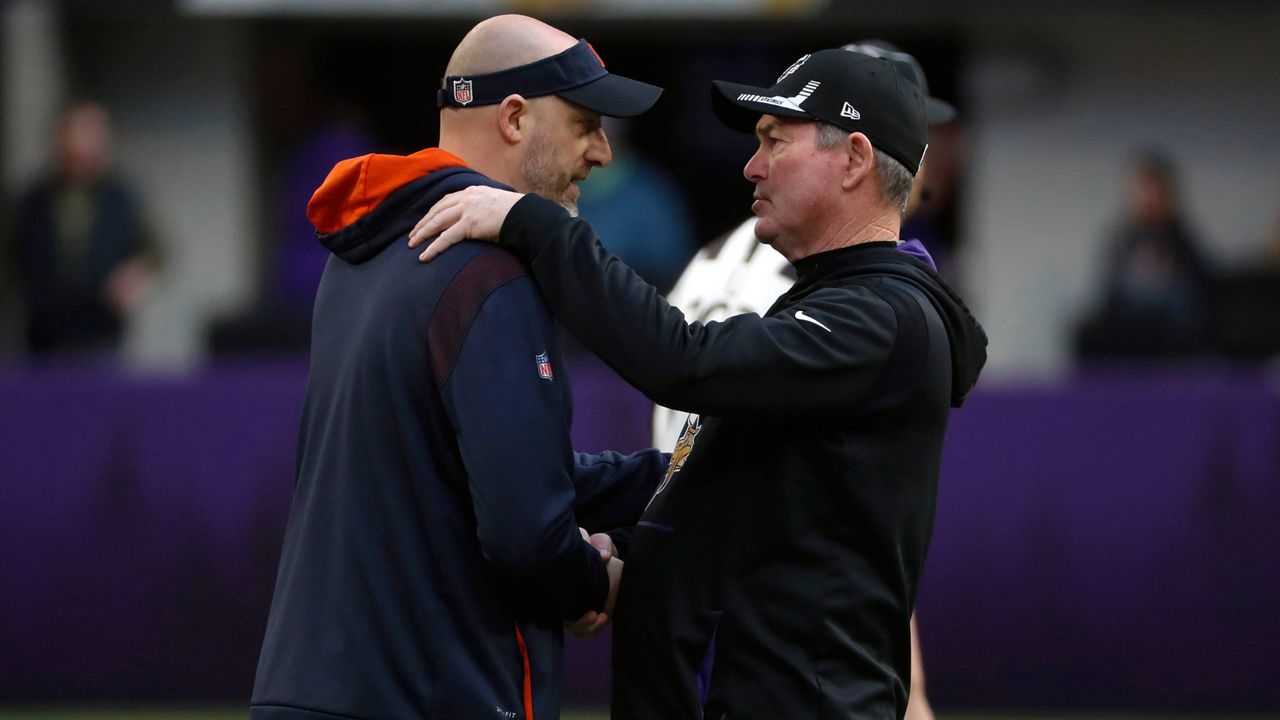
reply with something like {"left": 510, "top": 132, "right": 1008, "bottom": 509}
{"left": 408, "top": 185, "right": 525, "bottom": 262}
{"left": 566, "top": 555, "right": 622, "bottom": 638}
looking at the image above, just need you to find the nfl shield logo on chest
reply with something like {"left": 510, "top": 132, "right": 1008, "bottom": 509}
{"left": 535, "top": 352, "right": 554, "bottom": 381}
{"left": 452, "top": 78, "right": 474, "bottom": 105}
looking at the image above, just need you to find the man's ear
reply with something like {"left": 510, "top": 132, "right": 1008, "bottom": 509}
{"left": 496, "top": 94, "right": 528, "bottom": 145}
{"left": 842, "top": 132, "right": 875, "bottom": 191}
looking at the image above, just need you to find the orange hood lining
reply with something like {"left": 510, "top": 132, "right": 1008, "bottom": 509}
{"left": 307, "top": 148, "right": 468, "bottom": 235}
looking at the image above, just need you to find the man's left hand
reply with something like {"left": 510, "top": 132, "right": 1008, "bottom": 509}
{"left": 408, "top": 186, "right": 524, "bottom": 262}
{"left": 585, "top": 530, "right": 616, "bottom": 563}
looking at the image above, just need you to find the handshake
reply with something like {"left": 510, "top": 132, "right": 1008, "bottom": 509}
{"left": 567, "top": 528, "right": 622, "bottom": 638}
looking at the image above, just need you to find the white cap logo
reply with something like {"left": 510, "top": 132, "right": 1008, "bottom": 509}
{"left": 776, "top": 54, "right": 811, "bottom": 84}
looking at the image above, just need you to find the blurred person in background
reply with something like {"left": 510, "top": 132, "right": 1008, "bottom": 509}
{"left": 9, "top": 100, "right": 156, "bottom": 357}
{"left": 898, "top": 110, "right": 964, "bottom": 284}
{"left": 576, "top": 117, "right": 698, "bottom": 293}
{"left": 251, "top": 16, "right": 666, "bottom": 720}
{"left": 1075, "top": 151, "right": 1214, "bottom": 361}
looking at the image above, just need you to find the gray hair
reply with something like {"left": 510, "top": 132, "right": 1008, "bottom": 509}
{"left": 813, "top": 121, "right": 914, "bottom": 214}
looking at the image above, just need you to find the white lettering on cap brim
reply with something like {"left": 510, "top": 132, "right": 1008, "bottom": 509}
{"left": 737, "top": 80, "right": 820, "bottom": 113}
{"left": 737, "top": 93, "right": 807, "bottom": 112}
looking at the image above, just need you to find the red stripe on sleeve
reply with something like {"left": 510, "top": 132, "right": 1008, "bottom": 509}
{"left": 514, "top": 624, "right": 535, "bottom": 720}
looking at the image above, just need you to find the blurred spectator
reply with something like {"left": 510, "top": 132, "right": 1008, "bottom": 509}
{"left": 9, "top": 101, "right": 156, "bottom": 357}
{"left": 900, "top": 118, "right": 964, "bottom": 282}
{"left": 577, "top": 118, "right": 697, "bottom": 293}
{"left": 1075, "top": 151, "right": 1213, "bottom": 361}
{"left": 850, "top": 40, "right": 964, "bottom": 286}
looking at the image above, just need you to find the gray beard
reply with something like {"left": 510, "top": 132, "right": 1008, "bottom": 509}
{"left": 520, "top": 131, "right": 578, "bottom": 216}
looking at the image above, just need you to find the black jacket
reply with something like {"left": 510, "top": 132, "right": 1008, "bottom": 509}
{"left": 251, "top": 151, "right": 665, "bottom": 720}
{"left": 497, "top": 194, "right": 987, "bottom": 719}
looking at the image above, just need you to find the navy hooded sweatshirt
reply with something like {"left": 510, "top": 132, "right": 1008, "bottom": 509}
{"left": 250, "top": 149, "right": 666, "bottom": 720}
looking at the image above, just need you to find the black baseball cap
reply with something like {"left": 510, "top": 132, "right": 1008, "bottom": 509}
{"left": 711, "top": 49, "right": 929, "bottom": 174}
{"left": 438, "top": 39, "right": 662, "bottom": 118}
{"left": 841, "top": 40, "right": 956, "bottom": 124}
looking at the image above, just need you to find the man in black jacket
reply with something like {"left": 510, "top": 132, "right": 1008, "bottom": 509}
{"left": 411, "top": 48, "right": 987, "bottom": 720}
{"left": 655, "top": 41, "right": 959, "bottom": 720}
{"left": 251, "top": 15, "right": 667, "bottom": 720}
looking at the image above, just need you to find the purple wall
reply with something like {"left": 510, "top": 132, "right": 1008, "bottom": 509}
{"left": 2, "top": 362, "right": 1277, "bottom": 710}
{"left": 917, "top": 373, "right": 1280, "bottom": 712}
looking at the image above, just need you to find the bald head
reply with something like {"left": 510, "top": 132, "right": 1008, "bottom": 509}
{"left": 446, "top": 15, "right": 577, "bottom": 77}
{"left": 438, "top": 15, "right": 614, "bottom": 212}
{"left": 438, "top": 14, "right": 577, "bottom": 169}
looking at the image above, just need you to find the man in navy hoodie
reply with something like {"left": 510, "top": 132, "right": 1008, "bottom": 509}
{"left": 251, "top": 16, "right": 666, "bottom": 720}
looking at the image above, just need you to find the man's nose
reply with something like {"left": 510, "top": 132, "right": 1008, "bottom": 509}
{"left": 743, "top": 146, "right": 767, "bottom": 182}
{"left": 587, "top": 128, "right": 612, "bottom": 168}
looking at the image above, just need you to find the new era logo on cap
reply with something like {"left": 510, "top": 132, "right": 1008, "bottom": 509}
{"left": 841, "top": 102, "right": 860, "bottom": 120}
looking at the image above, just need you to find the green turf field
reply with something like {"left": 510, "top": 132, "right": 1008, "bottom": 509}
{"left": 2, "top": 710, "right": 1278, "bottom": 720}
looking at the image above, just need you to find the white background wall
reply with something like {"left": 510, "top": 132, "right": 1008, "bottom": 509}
{"left": 1, "top": 0, "right": 66, "bottom": 349}
{"left": 963, "top": 8, "right": 1280, "bottom": 379}
{"left": 2, "top": 0, "right": 65, "bottom": 191}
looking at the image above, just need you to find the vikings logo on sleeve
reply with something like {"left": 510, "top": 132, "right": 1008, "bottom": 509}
{"left": 647, "top": 414, "right": 701, "bottom": 509}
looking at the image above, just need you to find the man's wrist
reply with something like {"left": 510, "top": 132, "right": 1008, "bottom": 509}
{"left": 499, "top": 193, "right": 572, "bottom": 261}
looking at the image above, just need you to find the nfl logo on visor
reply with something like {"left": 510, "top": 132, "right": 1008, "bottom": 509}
{"left": 535, "top": 352, "right": 554, "bottom": 381}
{"left": 452, "top": 78, "right": 473, "bottom": 106}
